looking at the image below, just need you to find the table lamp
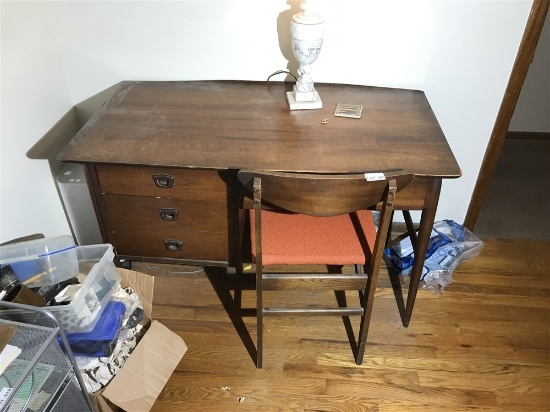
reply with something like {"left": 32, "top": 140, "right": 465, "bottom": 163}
{"left": 286, "top": 0, "right": 325, "bottom": 110}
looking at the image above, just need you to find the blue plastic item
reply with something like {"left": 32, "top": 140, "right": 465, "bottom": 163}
{"left": 60, "top": 300, "right": 126, "bottom": 357}
{"left": 385, "top": 220, "right": 484, "bottom": 293}
{"left": 384, "top": 228, "right": 451, "bottom": 271}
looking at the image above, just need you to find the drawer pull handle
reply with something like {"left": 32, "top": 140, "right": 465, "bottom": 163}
{"left": 152, "top": 174, "right": 175, "bottom": 188}
{"left": 163, "top": 240, "right": 182, "bottom": 251}
{"left": 159, "top": 208, "right": 179, "bottom": 221}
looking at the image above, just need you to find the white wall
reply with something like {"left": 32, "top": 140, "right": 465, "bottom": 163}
{"left": 0, "top": 0, "right": 532, "bottom": 242}
{"left": 509, "top": 11, "right": 549, "bottom": 133}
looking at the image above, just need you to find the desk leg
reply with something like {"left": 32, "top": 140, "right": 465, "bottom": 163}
{"left": 403, "top": 177, "right": 441, "bottom": 327}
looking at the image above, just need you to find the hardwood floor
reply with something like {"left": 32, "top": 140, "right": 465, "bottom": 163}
{"left": 139, "top": 238, "right": 550, "bottom": 411}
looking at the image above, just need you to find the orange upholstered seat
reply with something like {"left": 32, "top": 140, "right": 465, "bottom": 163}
{"left": 250, "top": 210, "right": 376, "bottom": 266}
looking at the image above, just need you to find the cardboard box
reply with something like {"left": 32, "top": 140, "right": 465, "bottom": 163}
{"left": 90, "top": 268, "right": 187, "bottom": 412}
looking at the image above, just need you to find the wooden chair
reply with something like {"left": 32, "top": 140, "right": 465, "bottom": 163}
{"left": 238, "top": 170, "right": 414, "bottom": 368}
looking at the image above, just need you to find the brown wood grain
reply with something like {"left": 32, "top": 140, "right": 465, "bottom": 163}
{"left": 103, "top": 194, "right": 228, "bottom": 231}
{"left": 58, "top": 81, "right": 461, "bottom": 178}
{"left": 96, "top": 165, "right": 230, "bottom": 200}
{"left": 111, "top": 227, "right": 229, "bottom": 261}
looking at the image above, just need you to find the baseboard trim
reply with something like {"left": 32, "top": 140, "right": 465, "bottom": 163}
{"left": 506, "top": 131, "right": 550, "bottom": 140}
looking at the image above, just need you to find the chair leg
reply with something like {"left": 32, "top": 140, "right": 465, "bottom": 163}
{"left": 256, "top": 265, "right": 263, "bottom": 368}
{"left": 356, "top": 265, "right": 381, "bottom": 365}
{"left": 402, "top": 210, "right": 417, "bottom": 250}
{"left": 386, "top": 210, "right": 394, "bottom": 248}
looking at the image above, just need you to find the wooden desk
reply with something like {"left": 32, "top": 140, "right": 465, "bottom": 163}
{"left": 58, "top": 80, "right": 461, "bottom": 326}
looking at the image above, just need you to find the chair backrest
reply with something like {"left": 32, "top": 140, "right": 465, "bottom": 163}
{"left": 237, "top": 170, "right": 414, "bottom": 216}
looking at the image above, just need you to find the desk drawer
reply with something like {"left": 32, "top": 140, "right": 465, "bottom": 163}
{"left": 97, "top": 165, "right": 228, "bottom": 200}
{"left": 103, "top": 194, "right": 228, "bottom": 231}
{"left": 112, "top": 227, "right": 228, "bottom": 261}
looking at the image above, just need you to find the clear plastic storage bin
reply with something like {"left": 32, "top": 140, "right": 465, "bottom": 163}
{"left": 0, "top": 235, "right": 78, "bottom": 288}
{"left": 1, "top": 244, "right": 120, "bottom": 333}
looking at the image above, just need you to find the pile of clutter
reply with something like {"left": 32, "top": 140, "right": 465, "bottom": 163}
{"left": 0, "top": 235, "right": 146, "bottom": 393}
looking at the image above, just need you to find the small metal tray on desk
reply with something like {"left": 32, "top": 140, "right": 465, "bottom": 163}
{"left": 0, "top": 302, "right": 93, "bottom": 412}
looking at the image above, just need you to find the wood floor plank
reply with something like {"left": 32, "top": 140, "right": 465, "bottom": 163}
{"left": 411, "top": 291, "right": 550, "bottom": 309}
{"left": 154, "top": 391, "right": 381, "bottom": 412}
{"left": 317, "top": 352, "right": 545, "bottom": 377}
{"left": 325, "top": 379, "right": 498, "bottom": 407}
{"left": 417, "top": 368, "right": 549, "bottom": 392}
{"left": 435, "top": 345, "right": 550, "bottom": 366}
{"left": 411, "top": 302, "right": 549, "bottom": 324}
{"left": 283, "top": 362, "right": 420, "bottom": 386}
{"left": 443, "top": 282, "right": 549, "bottom": 298}
{"left": 378, "top": 401, "right": 505, "bottom": 412}
{"left": 495, "top": 389, "right": 550, "bottom": 411}
{"left": 162, "top": 375, "right": 327, "bottom": 396}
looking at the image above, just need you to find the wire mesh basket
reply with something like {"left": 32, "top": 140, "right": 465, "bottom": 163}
{"left": 0, "top": 302, "right": 92, "bottom": 412}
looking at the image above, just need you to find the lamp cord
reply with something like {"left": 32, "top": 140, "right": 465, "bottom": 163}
{"left": 267, "top": 70, "right": 297, "bottom": 81}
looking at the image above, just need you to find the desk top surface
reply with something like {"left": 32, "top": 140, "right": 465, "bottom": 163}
{"left": 58, "top": 81, "right": 461, "bottom": 178}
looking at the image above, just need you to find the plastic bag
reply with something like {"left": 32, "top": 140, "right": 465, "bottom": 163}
{"left": 384, "top": 220, "right": 484, "bottom": 294}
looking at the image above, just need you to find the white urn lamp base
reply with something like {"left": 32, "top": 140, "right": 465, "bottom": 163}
{"left": 286, "top": 90, "right": 323, "bottom": 110}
